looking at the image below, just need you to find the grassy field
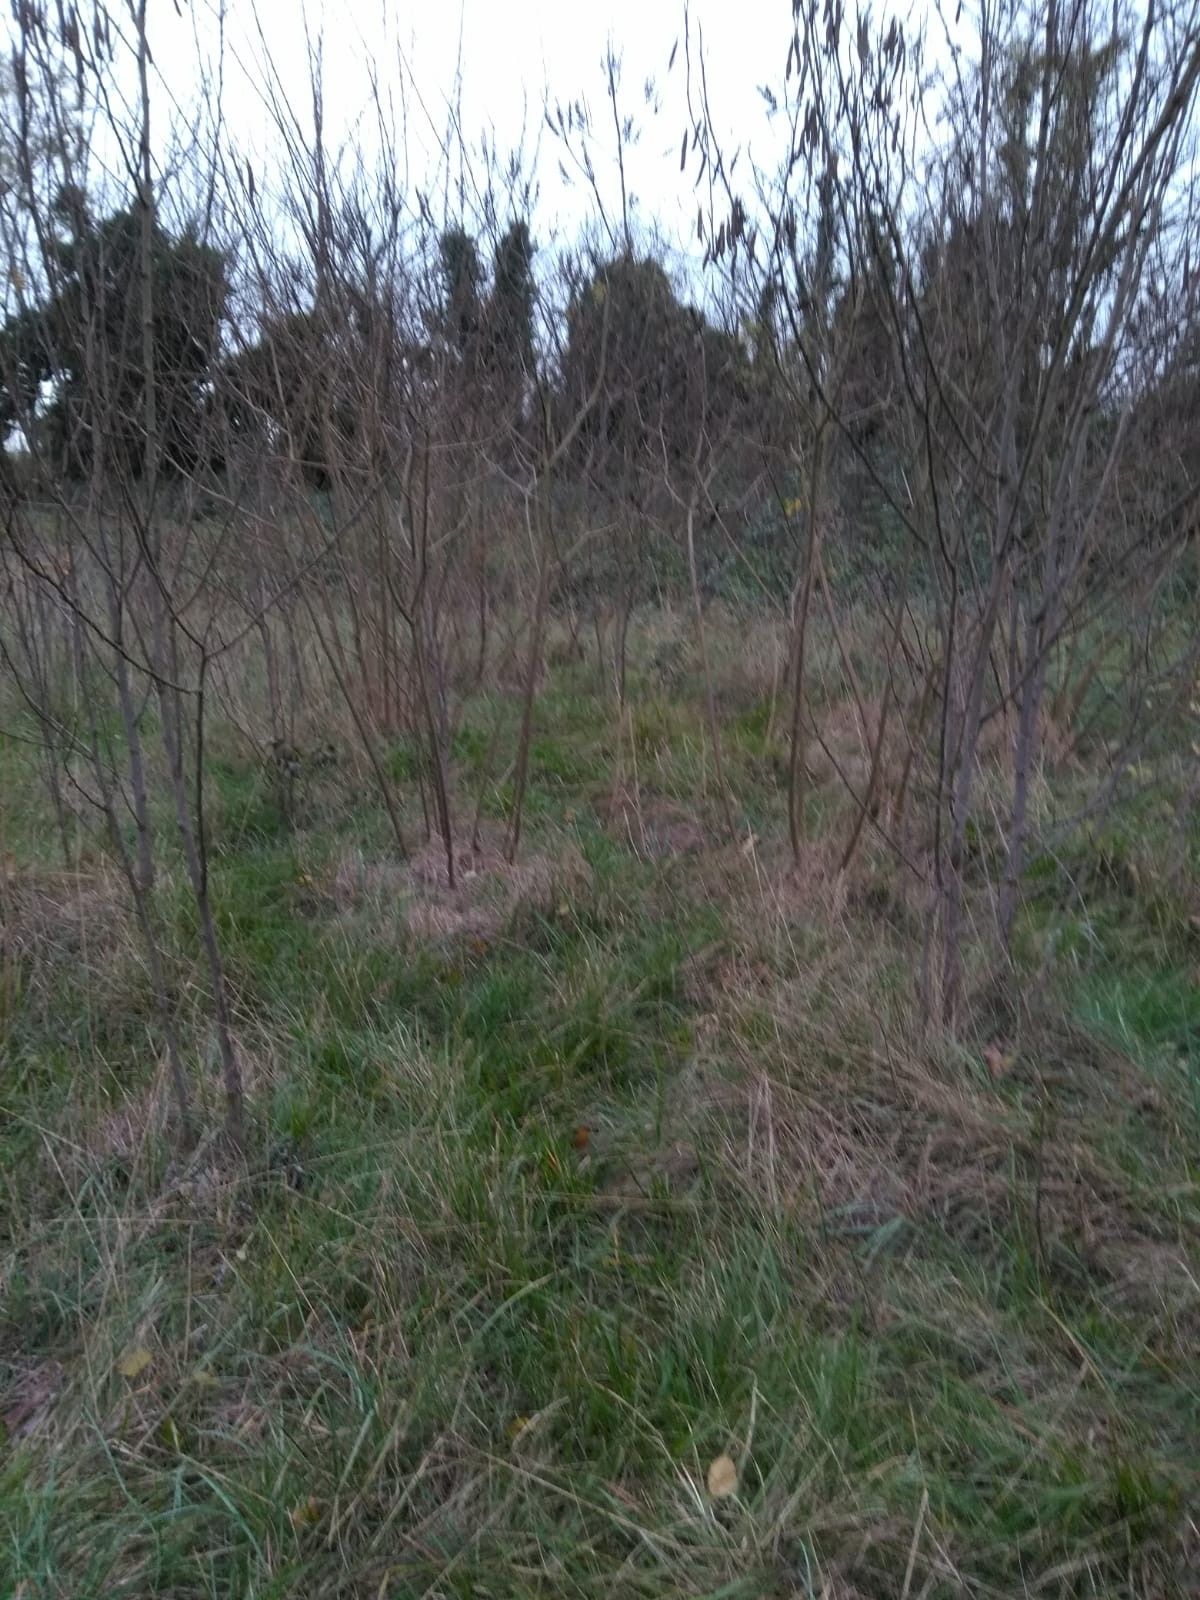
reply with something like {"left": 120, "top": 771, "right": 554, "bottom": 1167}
{"left": 2, "top": 610, "right": 1199, "bottom": 1598}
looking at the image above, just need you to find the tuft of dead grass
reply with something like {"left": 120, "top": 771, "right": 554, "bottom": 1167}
{"left": 1, "top": 1359, "right": 66, "bottom": 1444}
{"left": 598, "top": 783, "right": 708, "bottom": 860}
{"left": 331, "top": 827, "right": 589, "bottom": 942}
{"left": 808, "top": 694, "right": 907, "bottom": 793}
{"left": 977, "top": 700, "right": 1080, "bottom": 774}
{"left": 722, "top": 979, "right": 1199, "bottom": 1307}
{"left": 0, "top": 862, "right": 129, "bottom": 961}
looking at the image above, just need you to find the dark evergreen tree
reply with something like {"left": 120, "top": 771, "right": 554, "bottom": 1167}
{"left": 487, "top": 219, "right": 536, "bottom": 393}
{"left": 439, "top": 227, "right": 484, "bottom": 361}
{"left": 0, "top": 187, "right": 228, "bottom": 479}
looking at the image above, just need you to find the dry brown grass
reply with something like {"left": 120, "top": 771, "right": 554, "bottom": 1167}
{"left": 977, "top": 701, "right": 1081, "bottom": 775}
{"left": 330, "top": 826, "right": 589, "bottom": 943}
{"left": 597, "top": 782, "right": 709, "bottom": 860}
{"left": 0, "top": 861, "right": 129, "bottom": 961}
{"left": 1, "top": 1358, "right": 66, "bottom": 1444}
{"left": 717, "top": 966, "right": 1200, "bottom": 1317}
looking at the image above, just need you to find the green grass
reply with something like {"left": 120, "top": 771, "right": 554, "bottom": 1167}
{"left": 2, "top": 621, "right": 1199, "bottom": 1597}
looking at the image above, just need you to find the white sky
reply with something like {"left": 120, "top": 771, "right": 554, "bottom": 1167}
{"left": 142, "top": 0, "right": 809, "bottom": 256}
{"left": 1, "top": 0, "right": 938, "bottom": 298}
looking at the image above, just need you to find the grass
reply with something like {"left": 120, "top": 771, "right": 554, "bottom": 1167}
{"left": 2, "top": 613, "right": 1199, "bottom": 1597}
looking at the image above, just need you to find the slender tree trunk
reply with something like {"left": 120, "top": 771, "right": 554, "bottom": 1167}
{"left": 107, "top": 579, "right": 156, "bottom": 895}
{"left": 890, "top": 663, "right": 937, "bottom": 839}
{"left": 412, "top": 596, "right": 456, "bottom": 888}
{"left": 303, "top": 589, "right": 409, "bottom": 857}
{"left": 786, "top": 427, "right": 826, "bottom": 864}
{"left": 686, "top": 492, "right": 736, "bottom": 840}
{"left": 69, "top": 603, "right": 195, "bottom": 1146}
{"left": 1001, "top": 577, "right": 1060, "bottom": 951}
{"left": 158, "top": 659, "right": 244, "bottom": 1148}
{"left": 615, "top": 589, "right": 633, "bottom": 707}
{"left": 507, "top": 477, "right": 554, "bottom": 864}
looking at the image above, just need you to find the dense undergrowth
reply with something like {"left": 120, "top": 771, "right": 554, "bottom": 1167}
{"left": 2, "top": 614, "right": 1199, "bottom": 1599}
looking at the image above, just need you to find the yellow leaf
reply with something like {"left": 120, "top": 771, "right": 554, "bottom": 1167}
{"left": 117, "top": 1346, "right": 153, "bottom": 1380}
{"left": 289, "top": 1494, "right": 322, "bottom": 1530}
{"left": 707, "top": 1453, "right": 738, "bottom": 1499}
{"left": 160, "top": 1415, "right": 182, "bottom": 1452}
{"left": 506, "top": 1414, "right": 532, "bottom": 1444}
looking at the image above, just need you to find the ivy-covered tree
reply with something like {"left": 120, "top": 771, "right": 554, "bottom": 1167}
{"left": 0, "top": 187, "right": 228, "bottom": 479}
{"left": 486, "top": 219, "right": 536, "bottom": 398}
{"left": 439, "top": 227, "right": 484, "bottom": 363}
{"left": 218, "top": 308, "right": 361, "bottom": 490}
{"left": 560, "top": 251, "right": 744, "bottom": 474}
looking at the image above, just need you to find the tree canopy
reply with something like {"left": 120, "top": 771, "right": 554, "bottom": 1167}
{"left": 1, "top": 190, "right": 228, "bottom": 479}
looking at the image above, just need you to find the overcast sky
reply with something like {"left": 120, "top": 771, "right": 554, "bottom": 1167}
{"left": 139, "top": 0, "right": 816, "bottom": 257}
{"left": 0, "top": 0, "right": 938, "bottom": 289}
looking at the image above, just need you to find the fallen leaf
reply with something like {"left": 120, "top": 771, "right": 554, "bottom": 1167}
{"left": 289, "top": 1495, "right": 322, "bottom": 1530}
{"left": 572, "top": 1125, "right": 591, "bottom": 1151}
{"left": 117, "top": 1346, "right": 153, "bottom": 1380}
{"left": 707, "top": 1453, "right": 738, "bottom": 1499}
{"left": 983, "top": 1044, "right": 1013, "bottom": 1081}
